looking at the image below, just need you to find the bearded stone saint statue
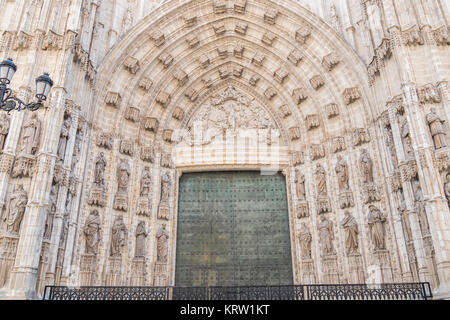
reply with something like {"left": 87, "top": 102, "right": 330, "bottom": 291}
{"left": 360, "top": 149, "right": 373, "bottom": 184}
{"left": 94, "top": 152, "right": 107, "bottom": 187}
{"left": 4, "top": 184, "right": 28, "bottom": 235}
{"left": 84, "top": 210, "right": 101, "bottom": 255}
{"left": 19, "top": 113, "right": 41, "bottom": 155}
{"left": 298, "top": 223, "right": 312, "bottom": 259}
{"left": 318, "top": 215, "right": 334, "bottom": 256}
{"left": 295, "top": 170, "right": 306, "bottom": 201}
{"left": 156, "top": 224, "right": 169, "bottom": 263}
{"left": 341, "top": 211, "right": 359, "bottom": 254}
{"left": 427, "top": 108, "right": 447, "bottom": 149}
{"left": 0, "top": 113, "right": 10, "bottom": 152}
{"left": 367, "top": 205, "right": 386, "bottom": 251}
{"left": 335, "top": 155, "right": 349, "bottom": 191}
{"left": 111, "top": 216, "right": 127, "bottom": 257}
{"left": 135, "top": 221, "right": 148, "bottom": 258}
{"left": 57, "top": 117, "right": 71, "bottom": 162}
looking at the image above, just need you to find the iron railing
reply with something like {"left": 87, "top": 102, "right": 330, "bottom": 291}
{"left": 43, "top": 283, "right": 433, "bottom": 300}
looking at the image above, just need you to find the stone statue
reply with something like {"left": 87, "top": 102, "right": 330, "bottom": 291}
{"left": 0, "top": 113, "right": 10, "bottom": 152}
{"left": 110, "top": 215, "right": 127, "bottom": 257}
{"left": 341, "top": 211, "right": 359, "bottom": 254}
{"left": 84, "top": 209, "right": 101, "bottom": 255}
{"left": 399, "top": 115, "right": 414, "bottom": 158}
{"left": 335, "top": 155, "right": 349, "bottom": 191}
{"left": 298, "top": 223, "right": 312, "bottom": 259}
{"left": 445, "top": 173, "right": 450, "bottom": 207}
{"left": 295, "top": 170, "right": 306, "bottom": 200}
{"left": 156, "top": 223, "right": 169, "bottom": 263}
{"left": 135, "top": 221, "right": 148, "bottom": 258}
{"left": 19, "top": 113, "right": 41, "bottom": 155}
{"left": 140, "top": 167, "right": 152, "bottom": 197}
{"left": 94, "top": 152, "right": 107, "bottom": 187}
{"left": 59, "top": 191, "right": 72, "bottom": 248}
{"left": 57, "top": 117, "right": 71, "bottom": 162}
{"left": 384, "top": 127, "right": 398, "bottom": 168}
{"left": 318, "top": 215, "right": 334, "bottom": 256}
{"left": 43, "top": 183, "right": 59, "bottom": 240}
{"left": 160, "top": 172, "right": 171, "bottom": 203}
{"left": 413, "top": 182, "right": 430, "bottom": 235}
{"left": 315, "top": 164, "right": 327, "bottom": 196}
{"left": 71, "top": 129, "right": 83, "bottom": 171}
{"left": 367, "top": 205, "right": 386, "bottom": 250}
{"left": 360, "top": 149, "right": 373, "bottom": 184}
{"left": 427, "top": 108, "right": 447, "bottom": 149}
{"left": 3, "top": 184, "right": 28, "bottom": 235}
{"left": 116, "top": 159, "right": 131, "bottom": 194}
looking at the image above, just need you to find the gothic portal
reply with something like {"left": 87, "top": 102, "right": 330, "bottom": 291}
{"left": 1, "top": 0, "right": 450, "bottom": 300}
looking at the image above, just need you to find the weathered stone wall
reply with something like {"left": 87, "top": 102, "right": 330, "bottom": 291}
{"left": 0, "top": 0, "right": 449, "bottom": 299}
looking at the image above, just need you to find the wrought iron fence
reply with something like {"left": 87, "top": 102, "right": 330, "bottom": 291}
{"left": 43, "top": 283, "right": 433, "bottom": 301}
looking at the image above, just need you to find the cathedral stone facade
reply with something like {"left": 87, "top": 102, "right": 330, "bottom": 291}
{"left": 0, "top": 0, "right": 450, "bottom": 300}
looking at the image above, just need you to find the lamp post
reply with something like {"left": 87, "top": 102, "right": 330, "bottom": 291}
{"left": 0, "top": 58, "right": 53, "bottom": 113}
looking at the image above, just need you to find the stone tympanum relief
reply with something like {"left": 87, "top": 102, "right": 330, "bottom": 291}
{"left": 181, "top": 85, "right": 277, "bottom": 146}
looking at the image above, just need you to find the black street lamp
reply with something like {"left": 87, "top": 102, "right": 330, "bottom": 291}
{"left": 0, "top": 58, "right": 54, "bottom": 113}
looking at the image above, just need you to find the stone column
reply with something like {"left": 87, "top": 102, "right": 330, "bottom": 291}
{"left": 6, "top": 87, "right": 66, "bottom": 299}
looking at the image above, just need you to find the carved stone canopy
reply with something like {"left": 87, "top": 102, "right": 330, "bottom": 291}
{"left": 180, "top": 85, "right": 278, "bottom": 146}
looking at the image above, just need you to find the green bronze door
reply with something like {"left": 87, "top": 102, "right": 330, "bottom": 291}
{"left": 175, "top": 171, "right": 293, "bottom": 287}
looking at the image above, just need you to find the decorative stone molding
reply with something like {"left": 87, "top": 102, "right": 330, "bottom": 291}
{"left": 158, "top": 52, "right": 174, "bottom": 69}
{"left": 156, "top": 91, "right": 171, "bottom": 108}
{"left": 310, "top": 144, "right": 326, "bottom": 160}
{"left": 310, "top": 75, "right": 324, "bottom": 90}
{"left": 120, "top": 139, "right": 135, "bottom": 156}
{"left": 42, "top": 30, "right": 64, "bottom": 50}
{"left": 249, "top": 74, "right": 261, "bottom": 86}
{"left": 352, "top": 128, "right": 371, "bottom": 146}
{"left": 186, "top": 34, "right": 200, "bottom": 48}
{"left": 316, "top": 196, "right": 331, "bottom": 214}
{"left": 217, "top": 46, "right": 228, "bottom": 58}
{"left": 125, "top": 106, "right": 140, "bottom": 123}
{"left": 123, "top": 56, "right": 140, "bottom": 74}
{"left": 202, "top": 76, "right": 214, "bottom": 88}
{"left": 235, "top": 22, "right": 248, "bottom": 35}
{"left": 343, "top": 87, "right": 361, "bottom": 105}
{"left": 143, "top": 117, "right": 159, "bottom": 133}
{"left": 402, "top": 25, "right": 424, "bottom": 46}
{"left": 233, "top": 44, "right": 244, "bottom": 58}
{"left": 274, "top": 68, "right": 289, "bottom": 84}
{"left": 331, "top": 136, "right": 346, "bottom": 153}
{"left": 288, "top": 49, "right": 303, "bottom": 66}
{"left": 161, "top": 153, "right": 173, "bottom": 168}
{"left": 163, "top": 130, "right": 174, "bottom": 143}
{"left": 213, "top": 0, "right": 226, "bottom": 14}
{"left": 292, "top": 151, "right": 305, "bottom": 166}
{"left": 264, "top": 9, "right": 279, "bottom": 25}
{"left": 11, "top": 155, "right": 35, "bottom": 178}
{"left": 213, "top": 22, "right": 226, "bottom": 36}
{"left": 289, "top": 127, "right": 301, "bottom": 141}
{"left": 137, "top": 198, "right": 152, "bottom": 217}
{"left": 264, "top": 87, "right": 277, "bottom": 100}
{"left": 173, "top": 68, "right": 189, "bottom": 87}
{"left": 172, "top": 107, "right": 185, "bottom": 121}
{"left": 251, "top": 53, "right": 265, "bottom": 68}
{"left": 432, "top": 26, "right": 450, "bottom": 46}
{"left": 297, "top": 202, "right": 309, "bottom": 218}
{"left": 219, "top": 65, "right": 231, "bottom": 79}
{"left": 138, "top": 78, "right": 152, "bottom": 91}
{"left": 140, "top": 146, "right": 155, "bottom": 163}
{"left": 339, "top": 191, "right": 354, "bottom": 209}
{"left": 88, "top": 186, "right": 107, "bottom": 207}
{"left": 53, "top": 164, "right": 69, "bottom": 186}
{"left": 0, "top": 153, "right": 14, "bottom": 174}
{"left": 279, "top": 104, "right": 291, "bottom": 118}
{"left": 262, "top": 31, "right": 277, "bottom": 46}
{"left": 149, "top": 29, "right": 165, "bottom": 47}
{"left": 361, "top": 184, "right": 380, "bottom": 204}
{"left": 105, "top": 92, "right": 121, "bottom": 107}
{"left": 399, "top": 160, "right": 418, "bottom": 182}
{"left": 322, "top": 52, "right": 340, "bottom": 71}
{"left": 13, "top": 31, "right": 33, "bottom": 50}
{"left": 305, "top": 114, "right": 320, "bottom": 131}
{"left": 292, "top": 87, "right": 308, "bottom": 105}
{"left": 198, "top": 54, "right": 210, "bottom": 68}
{"left": 185, "top": 88, "right": 199, "bottom": 102}
{"left": 184, "top": 13, "right": 197, "bottom": 27}
{"left": 113, "top": 193, "right": 128, "bottom": 212}
{"left": 417, "top": 84, "right": 441, "bottom": 104}
{"left": 234, "top": 0, "right": 247, "bottom": 14}
{"left": 96, "top": 131, "right": 113, "bottom": 149}
{"left": 296, "top": 25, "right": 312, "bottom": 44}
{"left": 433, "top": 150, "right": 450, "bottom": 172}
{"left": 389, "top": 171, "right": 401, "bottom": 191}
{"left": 233, "top": 65, "right": 244, "bottom": 78}
{"left": 325, "top": 103, "right": 339, "bottom": 118}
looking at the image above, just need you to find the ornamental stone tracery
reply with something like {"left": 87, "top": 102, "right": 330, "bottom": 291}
{"left": 0, "top": 0, "right": 449, "bottom": 300}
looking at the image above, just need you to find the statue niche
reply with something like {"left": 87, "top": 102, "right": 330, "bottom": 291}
{"left": 295, "top": 170, "right": 309, "bottom": 218}
{"left": 426, "top": 108, "right": 447, "bottom": 150}
{"left": 113, "top": 159, "right": 131, "bottom": 211}
{"left": 360, "top": 149, "right": 380, "bottom": 204}
{"left": 367, "top": 205, "right": 387, "bottom": 251}
{"left": 136, "top": 167, "right": 152, "bottom": 217}
{"left": 84, "top": 209, "right": 101, "bottom": 255}
{"left": 110, "top": 216, "right": 127, "bottom": 257}
{"left": 157, "top": 172, "right": 171, "bottom": 220}
{"left": 335, "top": 155, "right": 354, "bottom": 209}
{"left": 315, "top": 164, "right": 331, "bottom": 214}
{"left": 135, "top": 221, "right": 148, "bottom": 258}
{"left": 57, "top": 116, "right": 71, "bottom": 163}
{"left": 156, "top": 224, "right": 169, "bottom": 263}
{"left": 88, "top": 152, "right": 108, "bottom": 207}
